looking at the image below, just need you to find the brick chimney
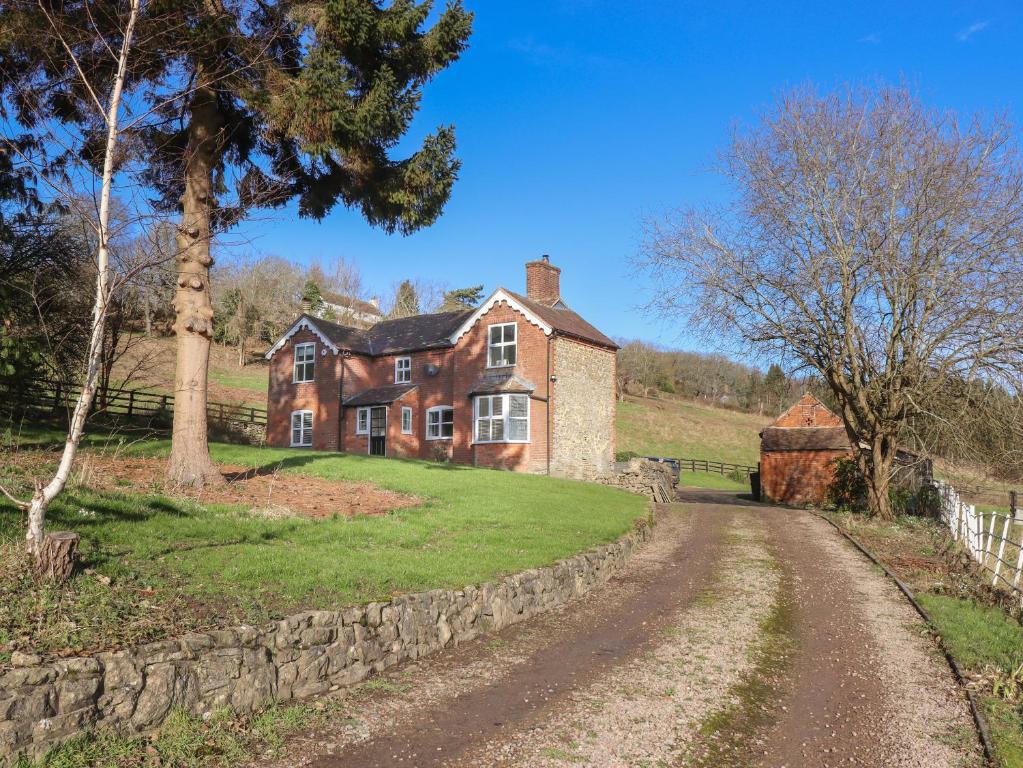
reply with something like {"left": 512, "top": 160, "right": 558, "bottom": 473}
{"left": 525, "top": 255, "right": 561, "bottom": 305}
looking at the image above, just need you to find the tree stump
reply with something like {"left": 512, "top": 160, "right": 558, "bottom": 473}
{"left": 37, "top": 531, "right": 80, "bottom": 584}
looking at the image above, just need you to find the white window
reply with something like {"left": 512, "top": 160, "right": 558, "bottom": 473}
{"left": 293, "top": 342, "right": 315, "bottom": 382}
{"left": 395, "top": 356, "right": 412, "bottom": 383}
{"left": 356, "top": 407, "right": 370, "bottom": 435}
{"left": 474, "top": 393, "right": 529, "bottom": 443}
{"left": 426, "top": 406, "right": 454, "bottom": 440}
{"left": 290, "top": 410, "right": 313, "bottom": 447}
{"left": 401, "top": 406, "right": 413, "bottom": 434}
{"left": 487, "top": 323, "right": 517, "bottom": 368}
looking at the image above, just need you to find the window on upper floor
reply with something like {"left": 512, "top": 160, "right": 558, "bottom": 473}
{"left": 293, "top": 342, "right": 315, "bottom": 383}
{"left": 395, "top": 356, "right": 412, "bottom": 383}
{"left": 487, "top": 323, "right": 516, "bottom": 368}
{"left": 401, "top": 406, "right": 413, "bottom": 434}
{"left": 426, "top": 406, "right": 454, "bottom": 440}
{"left": 474, "top": 393, "right": 529, "bottom": 443}
{"left": 291, "top": 410, "right": 313, "bottom": 447}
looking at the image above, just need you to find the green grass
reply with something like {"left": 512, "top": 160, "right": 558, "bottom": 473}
{"left": 676, "top": 470, "right": 749, "bottom": 491}
{"left": 915, "top": 594, "right": 1023, "bottom": 767}
{"left": 0, "top": 432, "right": 645, "bottom": 661}
{"left": 208, "top": 366, "right": 269, "bottom": 394}
{"left": 616, "top": 395, "right": 768, "bottom": 466}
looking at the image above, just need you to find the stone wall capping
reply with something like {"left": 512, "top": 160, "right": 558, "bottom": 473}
{"left": 1, "top": 517, "right": 653, "bottom": 760}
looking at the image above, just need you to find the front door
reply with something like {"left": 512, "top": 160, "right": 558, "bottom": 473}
{"left": 369, "top": 406, "right": 386, "bottom": 456}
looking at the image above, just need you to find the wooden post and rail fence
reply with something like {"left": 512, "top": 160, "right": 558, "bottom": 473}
{"left": 1, "top": 378, "right": 267, "bottom": 430}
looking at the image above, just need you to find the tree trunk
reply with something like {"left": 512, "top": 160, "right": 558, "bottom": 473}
{"left": 168, "top": 84, "right": 225, "bottom": 488}
{"left": 37, "top": 531, "right": 80, "bottom": 584}
{"left": 860, "top": 433, "right": 896, "bottom": 520}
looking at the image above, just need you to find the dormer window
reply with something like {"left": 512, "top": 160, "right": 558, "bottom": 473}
{"left": 293, "top": 342, "right": 315, "bottom": 383}
{"left": 395, "top": 356, "right": 412, "bottom": 384}
{"left": 487, "top": 323, "right": 516, "bottom": 368}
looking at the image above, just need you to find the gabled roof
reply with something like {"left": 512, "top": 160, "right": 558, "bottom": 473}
{"left": 266, "top": 311, "right": 471, "bottom": 359}
{"left": 760, "top": 426, "right": 851, "bottom": 452}
{"left": 343, "top": 384, "right": 418, "bottom": 407}
{"left": 448, "top": 288, "right": 617, "bottom": 350}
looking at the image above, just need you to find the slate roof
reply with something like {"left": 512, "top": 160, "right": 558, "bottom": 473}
{"left": 468, "top": 373, "right": 537, "bottom": 395}
{"left": 759, "top": 426, "right": 852, "bottom": 452}
{"left": 300, "top": 310, "right": 473, "bottom": 356}
{"left": 342, "top": 384, "right": 418, "bottom": 407}
{"left": 503, "top": 290, "right": 618, "bottom": 350}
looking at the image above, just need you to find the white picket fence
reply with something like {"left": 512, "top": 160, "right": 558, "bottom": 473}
{"left": 934, "top": 480, "right": 1023, "bottom": 605}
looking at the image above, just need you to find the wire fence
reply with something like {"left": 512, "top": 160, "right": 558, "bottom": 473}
{"left": 934, "top": 480, "right": 1023, "bottom": 605}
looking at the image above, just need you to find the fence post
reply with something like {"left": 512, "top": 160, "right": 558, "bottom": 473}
{"left": 1013, "top": 527, "right": 1023, "bottom": 590}
{"left": 127, "top": 390, "right": 135, "bottom": 418}
{"left": 1012, "top": 490, "right": 1018, "bottom": 521}
{"left": 984, "top": 511, "right": 997, "bottom": 569}
{"left": 993, "top": 514, "right": 1011, "bottom": 587}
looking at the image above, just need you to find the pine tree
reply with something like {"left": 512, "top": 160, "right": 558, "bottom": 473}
{"left": 390, "top": 280, "right": 421, "bottom": 318}
{"left": 302, "top": 280, "right": 325, "bottom": 314}
{"left": 0, "top": 0, "right": 473, "bottom": 486}
{"left": 439, "top": 284, "right": 484, "bottom": 311}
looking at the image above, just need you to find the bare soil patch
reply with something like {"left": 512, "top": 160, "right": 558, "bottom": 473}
{"left": 5, "top": 452, "right": 419, "bottom": 519}
{"left": 81, "top": 455, "right": 421, "bottom": 518}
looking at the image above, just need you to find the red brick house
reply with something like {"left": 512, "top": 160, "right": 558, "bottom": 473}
{"left": 759, "top": 394, "right": 853, "bottom": 505}
{"left": 264, "top": 257, "right": 618, "bottom": 478}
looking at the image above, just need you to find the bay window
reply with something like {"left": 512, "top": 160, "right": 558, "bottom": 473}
{"left": 474, "top": 393, "right": 529, "bottom": 443}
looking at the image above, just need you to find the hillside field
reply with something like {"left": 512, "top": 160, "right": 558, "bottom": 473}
{"left": 616, "top": 394, "right": 769, "bottom": 466}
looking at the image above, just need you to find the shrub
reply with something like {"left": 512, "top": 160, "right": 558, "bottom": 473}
{"left": 615, "top": 450, "right": 641, "bottom": 462}
{"left": 828, "top": 456, "right": 867, "bottom": 512}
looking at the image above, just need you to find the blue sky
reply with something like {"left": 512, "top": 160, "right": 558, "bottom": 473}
{"left": 236, "top": 1, "right": 1023, "bottom": 356}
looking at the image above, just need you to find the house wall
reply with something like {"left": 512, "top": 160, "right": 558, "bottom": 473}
{"left": 550, "top": 337, "right": 616, "bottom": 479}
{"left": 450, "top": 300, "right": 551, "bottom": 473}
{"left": 760, "top": 449, "right": 851, "bottom": 505}
{"left": 266, "top": 299, "right": 616, "bottom": 478}
{"left": 266, "top": 328, "right": 343, "bottom": 451}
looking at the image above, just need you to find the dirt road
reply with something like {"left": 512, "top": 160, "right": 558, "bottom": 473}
{"left": 256, "top": 493, "right": 983, "bottom": 768}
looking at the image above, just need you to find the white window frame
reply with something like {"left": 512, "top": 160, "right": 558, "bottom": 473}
{"left": 290, "top": 410, "right": 313, "bottom": 447}
{"left": 394, "top": 356, "right": 412, "bottom": 384}
{"left": 425, "top": 406, "right": 454, "bottom": 440}
{"left": 401, "top": 406, "right": 413, "bottom": 434}
{"left": 293, "top": 342, "right": 316, "bottom": 383}
{"left": 486, "top": 322, "right": 517, "bottom": 368}
{"left": 472, "top": 396, "right": 531, "bottom": 443}
{"left": 355, "top": 407, "right": 370, "bottom": 435}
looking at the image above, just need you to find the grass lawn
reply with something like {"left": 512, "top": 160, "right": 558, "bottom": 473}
{"left": 677, "top": 470, "right": 749, "bottom": 492}
{"left": 0, "top": 430, "right": 645, "bottom": 663}
{"left": 616, "top": 395, "right": 768, "bottom": 466}
{"left": 826, "top": 511, "right": 1023, "bottom": 768}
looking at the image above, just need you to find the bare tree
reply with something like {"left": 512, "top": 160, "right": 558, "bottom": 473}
{"left": 640, "top": 86, "right": 1023, "bottom": 519}
{"left": 0, "top": 0, "right": 142, "bottom": 570}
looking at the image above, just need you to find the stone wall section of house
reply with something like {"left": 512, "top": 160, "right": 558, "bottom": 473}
{"left": 759, "top": 448, "right": 849, "bottom": 505}
{"left": 550, "top": 337, "right": 616, "bottom": 479}
{"left": 0, "top": 520, "right": 652, "bottom": 760}
{"left": 266, "top": 328, "right": 343, "bottom": 451}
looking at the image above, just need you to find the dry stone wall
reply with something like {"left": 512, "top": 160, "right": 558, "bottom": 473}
{"left": 601, "top": 458, "right": 676, "bottom": 503}
{"left": 0, "top": 521, "right": 652, "bottom": 761}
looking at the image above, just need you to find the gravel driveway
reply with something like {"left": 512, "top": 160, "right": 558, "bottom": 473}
{"left": 254, "top": 493, "right": 984, "bottom": 768}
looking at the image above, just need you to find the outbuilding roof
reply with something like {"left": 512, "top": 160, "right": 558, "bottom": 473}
{"left": 759, "top": 426, "right": 852, "bottom": 452}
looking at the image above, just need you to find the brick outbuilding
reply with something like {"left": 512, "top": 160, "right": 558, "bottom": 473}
{"left": 264, "top": 257, "right": 618, "bottom": 479}
{"left": 759, "top": 394, "right": 853, "bottom": 505}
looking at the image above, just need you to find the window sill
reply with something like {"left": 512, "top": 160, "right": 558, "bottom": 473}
{"left": 293, "top": 379, "right": 315, "bottom": 385}
{"left": 472, "top": 440, "right": 530, "bottom": 446}
{"left": 290, "top": 443, "right": 312, "bottom": 448}
{"left": 484, "top": 364, "right": 515, "bottom": 370}
{"left": 425, "top": 436, "right": 453, "bottom": 442}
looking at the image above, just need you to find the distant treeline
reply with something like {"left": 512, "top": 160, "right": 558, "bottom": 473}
{"left": 615, "top": 340, "right": 818, "bottom": 417}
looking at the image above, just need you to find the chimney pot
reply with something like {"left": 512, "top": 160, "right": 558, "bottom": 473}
{"left": 526, "top": 255, "right": 561, "bottom": 305}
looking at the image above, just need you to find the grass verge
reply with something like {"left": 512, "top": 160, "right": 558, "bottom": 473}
{"left": 0, "top": 428, "right": 645, "bottom": 663}
{"left": 826, "top": 512, "right": 1023, "bottom": 768}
